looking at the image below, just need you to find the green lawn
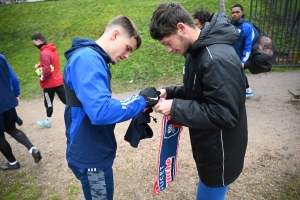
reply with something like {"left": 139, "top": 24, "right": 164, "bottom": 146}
{"left": 0, "top": 0, "right": 249, "bottom": 99}
{"left": 1, "top": 0, "right": 297, "bottom": 99}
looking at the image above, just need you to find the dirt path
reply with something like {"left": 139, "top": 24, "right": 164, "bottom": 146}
{"left": 0, "top": 70, "right": 299, "bottom": 199}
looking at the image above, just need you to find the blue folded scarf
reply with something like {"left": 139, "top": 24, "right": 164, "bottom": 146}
{"left": 153, "top": 115, "right": 183, "bottom": 195}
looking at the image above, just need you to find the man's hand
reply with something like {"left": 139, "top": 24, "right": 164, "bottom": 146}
{"left": 16, "top": 97, "right": 20, "bottom": 105}
{"left": 139, "top": 87, "right": 161, "bottom": 107}
{"left": 159, "top": 88, "right": 167, "bottom": 99}
{"left": 34, "top": 62, "right": 40, "bottom": 69}
{"left": 154, "top": 99, "right": 173, "bottom": 116}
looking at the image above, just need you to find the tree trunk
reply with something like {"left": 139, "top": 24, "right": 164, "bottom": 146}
{"left": 218, "top": 0, "right": 226, "bottom": 14}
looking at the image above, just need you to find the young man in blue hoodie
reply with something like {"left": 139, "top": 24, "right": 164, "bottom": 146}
{"left": 63, "top": 15, "right": 160, "bottom": 200}
{"left": 230, "top": 4, "right": 259, "bottom": 98}
{"left": 0, "top": 54, "right": 42, "bottom": 170}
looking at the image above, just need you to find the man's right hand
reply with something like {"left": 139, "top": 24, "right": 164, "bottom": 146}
{"left": 159, "top": 88, "right": 167, "bottom": 99}
{"left": 34, "top": 62, "right": 40, "bottom": 69}
{"left": 139, "top": 87, "right": 161, "bottom": 107}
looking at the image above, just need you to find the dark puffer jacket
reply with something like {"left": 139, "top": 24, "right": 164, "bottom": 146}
{"left": 165, "top": 13, "right": 248, "bottom": 187}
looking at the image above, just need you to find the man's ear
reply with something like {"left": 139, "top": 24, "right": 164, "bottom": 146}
{"left": 177, "top": 23, "right": 186, "bottom": 34}
{"left": 111, "top": 30, "right": 120, "bottom": 41}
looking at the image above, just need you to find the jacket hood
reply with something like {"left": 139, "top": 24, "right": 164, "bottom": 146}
{"left": 40, "top": 43, "right": 56, "bottom": 52}
{"left": 64, "top": 38, "right": 114, "bottom": 64}
{"left": 189, "top": 13, "right": 239, "bottom": 57}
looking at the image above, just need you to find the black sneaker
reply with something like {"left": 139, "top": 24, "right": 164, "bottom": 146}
{"left": 31, "top": 148, "right": 42, "bottom": 163}
{"left": 0, "top": 162, "right": 20, "bottom": 170}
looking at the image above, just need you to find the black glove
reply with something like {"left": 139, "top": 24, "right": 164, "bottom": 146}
{"left": 139, "top": 87, "right": 161, "bottom": 107}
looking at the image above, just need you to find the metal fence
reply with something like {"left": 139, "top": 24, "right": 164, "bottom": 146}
{"left": 249, "top": 0, "right": 300, "bottom": 66}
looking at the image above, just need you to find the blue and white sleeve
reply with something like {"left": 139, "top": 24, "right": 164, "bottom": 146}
{"left": 69, "top": 49, "right": 146, "bottom": 125}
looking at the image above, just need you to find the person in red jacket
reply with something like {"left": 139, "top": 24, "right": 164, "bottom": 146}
{"left": 31, "top": 32, "right": 66, "bottom": 128}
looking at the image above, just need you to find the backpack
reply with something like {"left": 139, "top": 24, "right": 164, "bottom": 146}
{"left": 244, "top": 23, "right": 276, "bottom": 74}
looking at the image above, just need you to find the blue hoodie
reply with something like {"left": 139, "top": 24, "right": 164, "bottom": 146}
{"left": 230, "top": 19, "right": 259, "bottom": 64}
{"left": 63, "top": 38, "right": 146, "bottom": 171}
{"left": 0, "top": 54, "right": 19, "bottom": 113}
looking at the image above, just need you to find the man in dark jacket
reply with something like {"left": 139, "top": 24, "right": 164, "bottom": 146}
{"left": 150, "top": 2, "right": 248, "bottom": 199}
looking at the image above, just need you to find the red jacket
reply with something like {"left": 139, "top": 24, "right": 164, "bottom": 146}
{"left": 38, "top": 43, "right": 63, "bottom": 88}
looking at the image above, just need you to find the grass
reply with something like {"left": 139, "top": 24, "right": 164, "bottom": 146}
{"left": 0, "top": 170, "right": 81, "bottom": 199}
{"left": 0, "top": 0, "right": 299, "bottom": 99}
{"left": 244, "top": 66, "right": 300, "bottom": 74}
{"left": 267, "top": 173, "right": 300, "bottom": 200}
{"left": 0, "top": 172, "right": 43, "bottom": 199}
{"left": 0, "top": 0, "right": 299, "bottom": 199}
{"left": 0, "top": 0, "right": 209, "bottom": 99}
{"left": 0, "top": 0, "right": 252, "bottom": 100}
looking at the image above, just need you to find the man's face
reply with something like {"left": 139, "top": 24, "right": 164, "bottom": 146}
{"left": 108, "top": 35, "right": 137, "bottom": 64}
{"left": 231, "top": 7, "right": 243, "bottom": 23}
{"left": 32, "top": 39, "right": 42, "bottom": 46}
{"left": 194, "top": 19, "right": 203, "bottom": 29}
{"left": 159, "top": 32, "right": 189, "bottom": 55}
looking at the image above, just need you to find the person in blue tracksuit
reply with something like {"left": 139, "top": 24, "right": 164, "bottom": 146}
{"left": 63, "top": 16, "right": 160, "bottom": 200}
{"left": 0, "top": 54, "right": 42, "bottom": 170}
{"left": 230, "top": 4, "right": 259, "bottom": 98}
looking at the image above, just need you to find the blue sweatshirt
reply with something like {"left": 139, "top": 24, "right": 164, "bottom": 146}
{"left": 230, "top": 19, "right": 259, "bottom": 64}
{"left": 8, "top": 62, "right": 20, "bottom": 97}
{"left": 63, "top": 38, "right": 146, "bottom": 171}
{"left": 0, "top": 54, "right": 19, "bottom": 113}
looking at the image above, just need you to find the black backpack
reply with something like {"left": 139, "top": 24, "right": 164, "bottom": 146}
{"left": 244, "top": 23, "right": 276, "bottom": 74}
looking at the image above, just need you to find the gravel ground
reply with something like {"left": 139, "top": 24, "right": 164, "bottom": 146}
{"left": 0, "top": 70, "right": 299, "bottom": 199}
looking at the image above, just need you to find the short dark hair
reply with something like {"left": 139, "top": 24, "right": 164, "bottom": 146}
{"left": 193, "top": 6, "right": 211, "bottom": 25}
{"left": 106, "top": 15, "right": 142, "bottom": 50}
{"left": 232, "top": 4, "right": 245, "bottom": 18}
{"left": 150, "top": 2, "right": 196, "bottom": 40}
{"left": 31, "top": 32, "right": 47, "bottom": 43}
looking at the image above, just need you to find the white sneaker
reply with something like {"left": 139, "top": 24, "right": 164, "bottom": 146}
{"left": 37, "top": 120, "right": 51, "bottom": 128}
{"left": 246, "top": 91, "right": 254, "bottom": 98}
